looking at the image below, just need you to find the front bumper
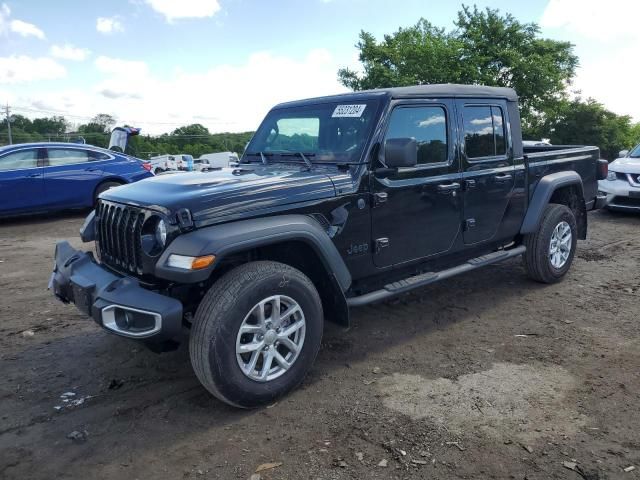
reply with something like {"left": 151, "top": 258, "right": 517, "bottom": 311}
{"left": 598, "top": 179, "right": 640, "bottom": 211}
{"left": 50, "top": 241, "right": 183, "bottom": 341}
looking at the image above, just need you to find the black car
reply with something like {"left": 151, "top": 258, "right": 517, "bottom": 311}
{"left": 51, "top": 84, "right": 608, "bottom": 408}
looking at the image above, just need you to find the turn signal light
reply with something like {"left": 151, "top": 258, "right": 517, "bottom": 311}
{"left": 191, "top": 255, "right": 216, "bottom": 270}
{"left": 167, "top": 254, "right": 215, "bottom": 270}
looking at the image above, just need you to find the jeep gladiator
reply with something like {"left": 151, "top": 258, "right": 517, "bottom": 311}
{"left": 50, "top": 84, "right": 608, "bottom": 408}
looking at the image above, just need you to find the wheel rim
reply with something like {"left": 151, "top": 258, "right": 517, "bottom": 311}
{"left": 235, "top": 295, "right": 306, "bottom": 382}
{"left": 549, "top": 220, "right": 572, "bottom": 269}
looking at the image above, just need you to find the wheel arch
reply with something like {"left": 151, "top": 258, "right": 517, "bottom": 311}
{"left": 520, "top": 171, "right": 587, "bottom": 239}
{"left": 156, "top": 215, "right": 352, "bottom": 327}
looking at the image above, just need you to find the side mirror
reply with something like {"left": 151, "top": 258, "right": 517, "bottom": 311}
{"left": 384, "top": 137, "right": 417, "bottom": 168}
{"left": 619, "top": 150, "right": 629, "bottom": 158}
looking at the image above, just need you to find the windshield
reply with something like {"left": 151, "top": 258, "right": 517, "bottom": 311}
{"left": 629, "top": 144, "right": 640, "bottom": 158}
{"left": 244, "top": 99, "right": 380, "bottom": 163}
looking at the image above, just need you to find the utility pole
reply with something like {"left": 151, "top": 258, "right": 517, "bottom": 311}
{"left": 4, "top": 103, "right": 12, "bottom": 145}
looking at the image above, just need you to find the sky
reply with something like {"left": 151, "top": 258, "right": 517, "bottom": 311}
{"left": 0, "top": 0, "right": 637, "bottom": 135}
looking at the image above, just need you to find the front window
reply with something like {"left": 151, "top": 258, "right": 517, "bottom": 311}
{"left": 0, "top": 149, "right": 38, "bottom": 171}
{"left": 384, "top": 106, "right": 448, "bottom": 165}
{"left": 629, "top": 144, "right": 640, "bottom": 158}
{"left": 244, "top": 99, "right": 380, "bottom": 164}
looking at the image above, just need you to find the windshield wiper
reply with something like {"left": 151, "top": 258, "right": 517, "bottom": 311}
{"left": 244, "top": 152, "right": 271, "bottom": 164}
{"left": 280, "top": 152, "right": 314, "bottom": 170}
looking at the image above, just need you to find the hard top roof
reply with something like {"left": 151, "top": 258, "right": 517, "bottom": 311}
{"left": 275, "top": 83, "right": 518, "bottom": 109}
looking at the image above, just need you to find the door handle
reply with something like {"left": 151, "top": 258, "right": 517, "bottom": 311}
{"left": 494, "top": 173, "right": 513, "bottom": 182}
{"left": 437, "top": 182, "right": 461, "bottom": 194}
{"left": 27, "top": 173, "right": 40, "bottom": 178}
{"left": 85, "top": 167, "right": 99, "bottom": 172}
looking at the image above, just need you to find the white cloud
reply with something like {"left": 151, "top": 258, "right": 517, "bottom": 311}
{"left": 95, "top": 56, "right": 149, "bottom": 76}
{"left": 9, "top": 19, "right": 45, "bottom": 39}
{"left": 418, "top": 115, "right": 445, "bottom": 127}
{"left": 96, "top": 16, "right": 124, "bottom": 34}
{"left": 0, "top": 3, "right": 9, "bottom": 36}
{"left": 541, "top": 0, "right": 640, "bottom": 42}
{"left": 144, "top": 0, "right": 220, "bottom": 21}
{"left": 0, "top": 55, "right": 66, "bottom": 84}
{"left": 51, "top": 44, "right": 91, "bottom": 61}
{"left": 16, "top": 49, "right": 346, "bottom": 134}
{"left": 541, "top": 0, "right": 640, "bottom": 120}
{"left": 470, "top": 116, "right": 492, "bottom": 126}
{"left": 0, "top": 3, "right": 45, "bottom": 39}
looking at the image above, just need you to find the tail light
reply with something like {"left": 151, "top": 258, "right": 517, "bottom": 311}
{"left": 596, "top": 159, "right": 608, "bottom": 180}
{"left": 141, "top": 162, "right": 152, "bottom": 172}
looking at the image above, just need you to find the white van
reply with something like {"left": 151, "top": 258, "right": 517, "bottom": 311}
{"left": 149, "top": 154, "right": 193, "bottom": 173}
{"left": 198, "top": 152, "right": 239, "bottom": 169}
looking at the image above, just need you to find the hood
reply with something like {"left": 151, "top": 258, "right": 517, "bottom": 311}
{"left": 609, "top": 156, "right": 640, "bottom": 174}
{"left": 101, "top": 164, "right": 337, "bottom": 223}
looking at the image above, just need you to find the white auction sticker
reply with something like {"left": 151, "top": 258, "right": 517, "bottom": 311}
{"left": 332, "top": 104, "right": 367, "bottom": 118}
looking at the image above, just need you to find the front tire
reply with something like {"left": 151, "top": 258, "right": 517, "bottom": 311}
{"left": 93, "top": 181, "right": 122, "bottom": 206}
{"left": 189, "top": 261, "right": 323, "bottom": 408}
{"left": 523, "top": 203, "right": 577, "bottom": 284}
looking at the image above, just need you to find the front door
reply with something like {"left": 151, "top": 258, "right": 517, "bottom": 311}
{"left": 456, "top": 101, "right": 515, "bottom": 245}
{"left": 371, "top": 100, "right": 462, "bottom": 268}
{"left": 0, "top": 147, "right": 45, "bottom": 215}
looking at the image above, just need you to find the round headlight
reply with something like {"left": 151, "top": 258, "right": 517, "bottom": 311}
{"left": 155, "top": 219, "right": 167, "bottom": 247}
{"left": 607, "top": 171, "right": 617, "bottom": 181}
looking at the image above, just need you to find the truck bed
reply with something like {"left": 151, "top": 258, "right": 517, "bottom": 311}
{"left": 523, "top": 145, "right": 600, "bottom": 208}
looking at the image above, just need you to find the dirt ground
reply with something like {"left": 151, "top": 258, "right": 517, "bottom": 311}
{"left": 0, "top": 209, "right": 638, "bottom": 480}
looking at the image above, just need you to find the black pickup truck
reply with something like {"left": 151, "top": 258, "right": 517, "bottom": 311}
{"left": 51, "top": 84, "right": 608, "bottom": 407}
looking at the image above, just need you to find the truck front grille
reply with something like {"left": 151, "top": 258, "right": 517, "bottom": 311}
{"left": 96, "top": 200, "right": 146, "bottom": 275}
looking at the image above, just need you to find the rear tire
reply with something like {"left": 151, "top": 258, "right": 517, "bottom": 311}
{"left": 523, "top": 203, "right": 577, "bottom": 284}
{"left": 94, "top": 181, "right": 122, "bottom": 206}
{"left": 189, "top": 261, "right": 323, "bottom": 408}
{"left": 154, "top": 168, "right": 163, "bottom": 175}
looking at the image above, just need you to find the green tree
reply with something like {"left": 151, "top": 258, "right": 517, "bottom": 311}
{"left": 31, "top": 116, "right": 68, "bottom": 135}
{"left": 8, "top": 114, "right": 33, "bottom": 132}
{"left": 531, "top": 98, "right": 637, "bottom": 160}
{"left": 338, "top": 5, "right": 578, "bottom": 127}
{"left": 172, "top": 123, "right": 210, "bottom": 137}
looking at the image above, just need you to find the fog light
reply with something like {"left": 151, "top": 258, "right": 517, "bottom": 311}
{"left": 167, "top": 254, "right": 215, "bottom": 270}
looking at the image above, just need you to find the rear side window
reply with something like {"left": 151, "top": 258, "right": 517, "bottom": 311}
{"left": 385, "top": 106, "right": 448, "bottom": 165}
{"left": 463, "top": 106, "right": 507, "bottom": 158}
{"left": 0, "top": 149, "right": 38, "bottom": 171}
{"left": 47, "top": 148, "right": 90, "bottom": 166}
{"left": 90, "top": 151, "right": 111, "bottom": 161}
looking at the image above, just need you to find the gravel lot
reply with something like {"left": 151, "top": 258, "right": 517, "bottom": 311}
{"left": 0, "top": 210, "right": 638, "bottom": 479}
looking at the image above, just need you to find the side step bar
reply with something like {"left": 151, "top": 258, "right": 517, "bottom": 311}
{"left": 346, "top": 246, "right": 526, "bottom": 307}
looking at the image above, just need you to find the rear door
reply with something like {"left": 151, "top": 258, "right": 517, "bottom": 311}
{"left": 0, "top": 148, "right": 46, "bottom": 215}
{"left": 44, "top": 147, "right": 108, "bottom": 208}
{"left": 371, "top": 99, "right": 462, "bottom": 267}
{"left": 456, "top": 101, "right": 515, "bottom": 245}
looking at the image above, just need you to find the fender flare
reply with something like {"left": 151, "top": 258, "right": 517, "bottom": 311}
{"left": 520, "top": 171, "right": 584, "bottom": 234}
{"left": 155, "top": 214, "right": 352, "bottom": 290}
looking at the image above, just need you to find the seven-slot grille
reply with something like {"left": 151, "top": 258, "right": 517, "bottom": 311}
{"left": 96, "top": 200, "right": 146, "bottom": 274}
